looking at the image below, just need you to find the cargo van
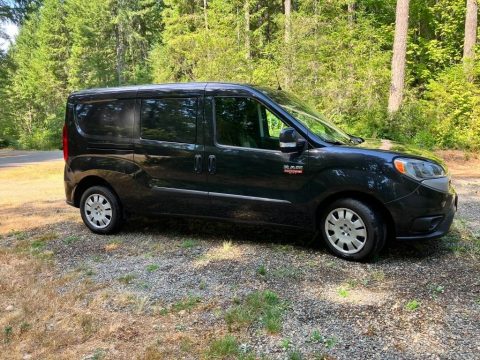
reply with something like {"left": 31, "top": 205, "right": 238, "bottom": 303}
{"left": 63, "top": 83, "right": 457, "bottom": 260}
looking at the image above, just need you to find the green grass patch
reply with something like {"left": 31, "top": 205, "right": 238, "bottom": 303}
{"left": 405, "top": 300, "right": 420, "bottom": 311}
{"left": 204, "top": 335, "right": 239, "bottom": 358}
{"left": 29, "top": 232, "right": 58, "bottom": 255}
{"left": 63, "top": 235, "right": 80, "bottom": 245}
{"left": 30, "top": 240, "right": 46, "bottom": 251}
{"left": 19, "top": 322, "right": 31, "bottom": 334}
{"left": 11, "top": 231, "right": 28, "bottom": 241}
{"left": 442, "top": 219, "right": 480, "bottom": 257}
{"left": 428, "top": 283, "right": 445, "bottom": 298}
{"left": 270, "top": 266, "right": 303, "bottom": 280}
{"left": 225, "top": 290, "right": 285, "bottom": 334}
{"left": 171, "top": 295, "right": 202, "bottom": 313}
{"left": 256, "top": 264, "right": 267, "bottom": 276}
{"left": 180, "top": 239, "right": 198, "bottom": 249}
{"left": 117, "top": 274, "right": 136, "bottom": 285}
{"left": 3, "top": 325, "right": 13, "bottom": 344}
{"left": 85, "top": 268, "right": 95, "bottom": 276}
{"left": 145, "top": 264, "right": 160, "bottom": 273}
{"left": 309, "top": 329, "right": 323, "bottom": 343}
{"left": 288, "top": 350, "right": 304, "bottom": 360}
{"left": 308, "top": 330, "right": 337, "bottom": 349}
{"left": 337, "top": 287, "right": 349, "bottom": 298}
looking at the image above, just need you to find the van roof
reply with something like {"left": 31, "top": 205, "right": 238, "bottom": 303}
{"left": 69, "top": 82, "right": 259, "bottom": 100}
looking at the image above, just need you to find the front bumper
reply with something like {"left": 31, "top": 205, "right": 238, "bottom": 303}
{"left": 386, "top": 179, "right": 457, "bottom": 241}
{"left": 395, "top": 200, "right": 456, "bottom": 240}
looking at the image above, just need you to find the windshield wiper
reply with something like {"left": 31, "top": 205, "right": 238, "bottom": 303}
{"left": 323, "top": 139, "right": 345, "bottom": 145}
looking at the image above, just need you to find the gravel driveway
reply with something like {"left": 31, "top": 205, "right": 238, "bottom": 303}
{"left": 0, "top": 153, "right": 479, "bottom": 359}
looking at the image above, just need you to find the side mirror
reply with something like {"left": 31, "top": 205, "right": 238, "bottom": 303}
{"left": 348, "top": 133, "right": 364, "bottom": 144}
{"left": 279, "top": 128, "right": 306, "bottom": 153}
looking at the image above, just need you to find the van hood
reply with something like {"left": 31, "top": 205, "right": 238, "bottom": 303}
{"left": 354, "top": 139, "right": 444, "bottom": 165}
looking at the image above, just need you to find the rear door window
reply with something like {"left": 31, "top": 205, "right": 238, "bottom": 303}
{"left": 75, "top": 99, "right": 135, "bottom": 139}
{"left": 140, "top": 98, "right": 198, "bottom": 144}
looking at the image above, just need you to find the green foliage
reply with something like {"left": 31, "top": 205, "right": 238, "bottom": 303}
{"left": 205, "top": 335, "right": 240, "bottom": 359}
{"left": 180, "top": 239, "right": 198, "bottom": 249}
{"left": 405, "top": 299, "right": 421, "bottom": 311}
{"left": 0, "top": 0, "right": 161, "bottom": 149}
{"left": 288, "top": 349, "right": 304, "bottom": 360}
{"left": 256, "top": 264, "right": 267, "bottom": 276}
{"left": 337, "top": 287, "right": 349, "bottom": 298}
{"left": 3, "top": 325, "right": 13, "bottom": 343}
{"left": 420, "top": 65, "right": 480, "bottom": 150}
{"left": 146, "top": 264, "right": 160, "bottom": 272}
{"left": 171, "top": 295, "right": 202, "bottom": 312}
{"left": 225, "top": 290, "right": 285, "bottom": 334}
{"left": 0, "top": 0, "right": 478, "bottom": 150}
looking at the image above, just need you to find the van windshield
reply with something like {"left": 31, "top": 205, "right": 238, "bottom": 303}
{"left": 259, "top": 88, "right": 353, "bottom": 145}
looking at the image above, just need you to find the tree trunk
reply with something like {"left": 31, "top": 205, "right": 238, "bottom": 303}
{"left": 116, "top": 20, "right": 125, "bottom": 85}
{"left": 244, "top": 0, "right": 251, "bottom": 59}
{"left": 348, "top": 1, "right": 355, "bottom": 25}
{"left": 463, "top": 0, "right": 478, "bottom": 81}
{"left": 388, "top": 0, "right": 410, "bottom": 114}
{"left": 285, "top": 0, "right": 292, "bottom": 44}
{"left": 203, "top": 0, "right": 208, "bottom": 30}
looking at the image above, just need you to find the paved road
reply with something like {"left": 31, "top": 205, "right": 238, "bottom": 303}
{"left": 0, "top": 150, "right": 63, "bottom": 168}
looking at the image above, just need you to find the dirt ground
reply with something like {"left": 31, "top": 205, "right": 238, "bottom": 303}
{"left": 0, "top": 152, "right": 479, "bottom": 360}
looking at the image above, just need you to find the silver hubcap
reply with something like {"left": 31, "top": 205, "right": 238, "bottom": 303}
{"left": 84, "top": 194, "right": 113, "bottom": 229}
{"left": 325, "top": 208, "right": 367, "bottom": 254}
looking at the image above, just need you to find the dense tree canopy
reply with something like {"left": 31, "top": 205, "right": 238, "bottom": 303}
{"left": 0, "top": 0, "right": 478, "bottom": 150}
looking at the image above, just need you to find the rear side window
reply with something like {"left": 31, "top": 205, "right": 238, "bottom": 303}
{"left": 75, "top": 99, "right": 135, "bottom": 138}
{"left": 141, "top": 98, "right": 198, "bottom": 143}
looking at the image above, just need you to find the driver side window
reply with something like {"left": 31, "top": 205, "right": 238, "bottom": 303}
{"left": 214, "top": 97, "right": 287, "bottom": 150}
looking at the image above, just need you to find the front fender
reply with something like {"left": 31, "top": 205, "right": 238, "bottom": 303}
{"left": 307, "top": 148, "right": 421, "bottom": 210}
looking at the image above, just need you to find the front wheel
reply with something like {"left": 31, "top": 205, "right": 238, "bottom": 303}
{"left": 80, "top": 186, "right": 122, "bottom": 234}
{"left": 320, "top": 198, "right": 386, "bottom": 261}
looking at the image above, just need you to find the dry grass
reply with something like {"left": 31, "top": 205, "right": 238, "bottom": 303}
{"left": 0, "top": 244, "right": 221, "bottom": 359}
{"left": 0, "top": 161, "right": 219, "bottom": 358}
{"left": 0, "top": 161, "right": 77, "bottom": 234}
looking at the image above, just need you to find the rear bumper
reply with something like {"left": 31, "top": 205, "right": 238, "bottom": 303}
{"left": 64, "top": 164, "right": 76, "bottom": 207}
{"left": 386, "top": 181, "right": 457, "bottom": 241}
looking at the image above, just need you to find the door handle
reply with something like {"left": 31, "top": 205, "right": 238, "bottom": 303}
{"left": 208, "top": 155, "right": 216, "bottom": 174}
{"left": 194, "top": 154, "right": 202, "bottom": 174}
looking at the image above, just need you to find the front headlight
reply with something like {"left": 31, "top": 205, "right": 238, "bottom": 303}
{"left": 394, "top": 157, "right": 446, "bottom": 180}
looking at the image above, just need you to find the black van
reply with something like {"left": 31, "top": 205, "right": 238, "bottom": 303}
{"left": 63, "top": 83, "right": 457, "bottom": 260}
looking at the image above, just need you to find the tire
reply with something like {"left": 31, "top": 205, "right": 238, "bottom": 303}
{"left": 319, "top": 198, "right": 386, "bottom": 261}
{"left": 80, "top": 186, "right": 123, "bottom": 234}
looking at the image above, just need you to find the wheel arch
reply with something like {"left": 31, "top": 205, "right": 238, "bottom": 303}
{"left": 73, "top": 176, "right": 120, "bottom": 208}
{"left": 315, "top": 190, "right": 395, "bottom": 239}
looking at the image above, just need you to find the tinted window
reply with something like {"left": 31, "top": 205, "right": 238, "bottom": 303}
{"left": 215, "top": 97, "right": 287, "bottom": 150}
{"left": 75, "top": 99, "right": 135, "bottom": 138}
{"left": 141, "top": 98, "right": 198, "bottom": 143}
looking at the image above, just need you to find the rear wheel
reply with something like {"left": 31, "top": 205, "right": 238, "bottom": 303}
{"left": 80, "top": 186, "right": 122, "bottom": 234}
{"left": 320, "top": 198, "right": 386, "bottom": 261}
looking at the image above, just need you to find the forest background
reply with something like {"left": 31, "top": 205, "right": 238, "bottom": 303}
{"left": 0, "top": 0, "right": 478, "bottom": 151}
